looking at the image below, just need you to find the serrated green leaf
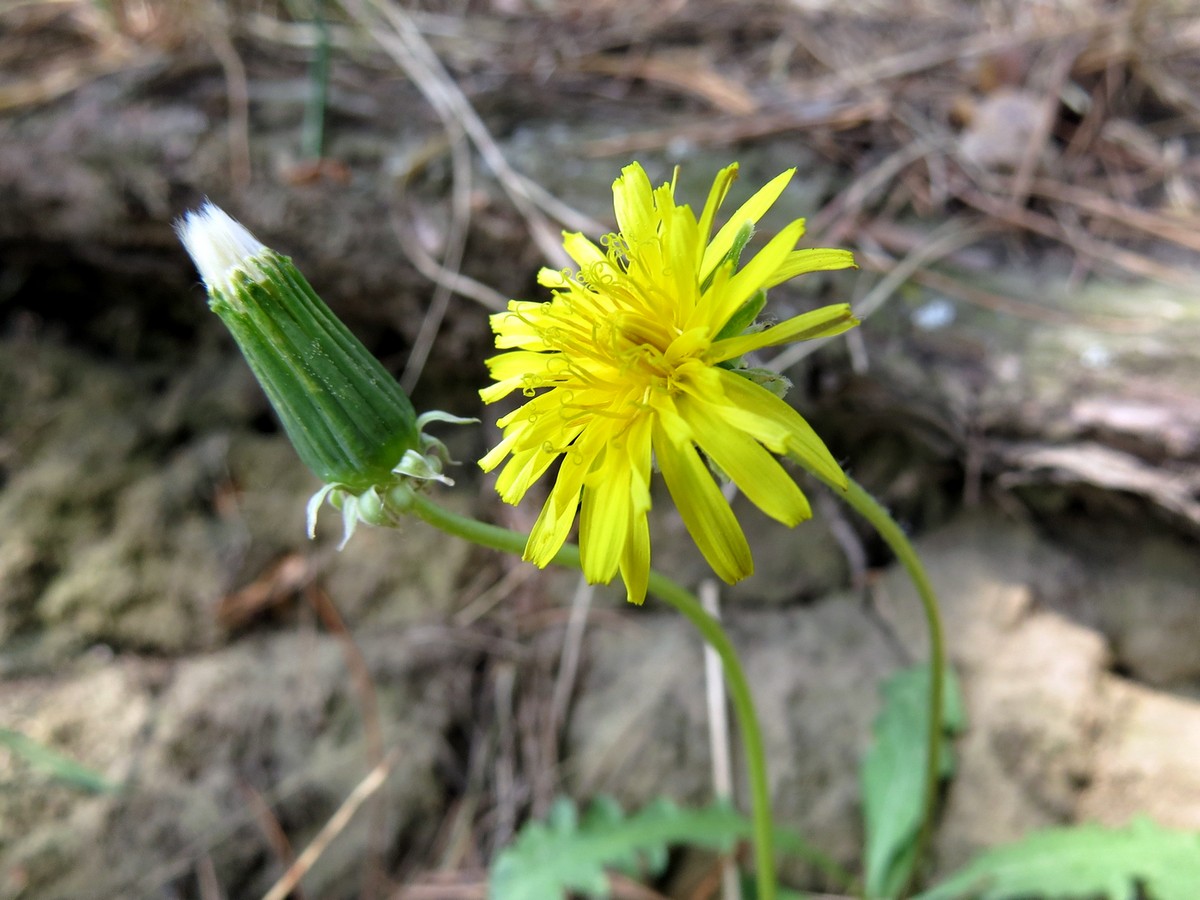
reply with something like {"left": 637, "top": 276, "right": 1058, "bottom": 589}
{"left": 862, "top": 664, "right": 965, "bottom": 899}
{"left": 489, "top": 796, "right": 747, "bottom": 900}
{"left": 0, "top": 728, "right": 120, "bottom": 794}
{"left": 913, "top": 818, "right": 1200, "bottom": 900}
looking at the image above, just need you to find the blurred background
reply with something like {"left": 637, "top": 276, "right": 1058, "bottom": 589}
{"left": 1, "top": 0, "right": 1198, "bottom": 897}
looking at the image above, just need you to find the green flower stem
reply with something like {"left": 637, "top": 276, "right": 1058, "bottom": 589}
{"left": 400, "top": 491, "right": 779, "bottom": 900}
{"left": 302, "top": 0, "right": 330, "bottom": 160}
{"left": 815, "top": 473, "right": 947, "bottom": 893}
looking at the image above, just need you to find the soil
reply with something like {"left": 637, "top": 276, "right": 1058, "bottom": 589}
{"left": 1, "top": 1, "right": 1199, "bottom": 898}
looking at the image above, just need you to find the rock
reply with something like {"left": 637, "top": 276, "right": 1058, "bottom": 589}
{"left": 928, "top": 602, "right": 1110, "bottom": 875}
{"left": 0, "top": 629, "right": 475, "bottom": 900}
{"left": 0, "top": 338, "right": 230, "bottom": 666}
{"left": 0, "top": 333, "right": 477, "bottom": 671}
{"left": 1074, "top": 529, "right": 1200, "bottom": 689}
{"left": 1079, "top": 679, "right": 1200, "bottom": 828}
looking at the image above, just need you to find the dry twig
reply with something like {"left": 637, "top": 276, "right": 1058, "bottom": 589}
{"left": 308, "top": 586, "right": 388, "bottom": 900}
{"left": 261, "top": 754, "right": 397, "bottom": 900}
{"left": 338, "top": 0, "right": 573, "bottom": 267}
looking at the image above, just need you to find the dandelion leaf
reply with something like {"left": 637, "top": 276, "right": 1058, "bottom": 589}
{"left": 489, "top": 795, "right": 747, "bottom": 900}
{"left": 913, "top": 818, "right": 1200, "bottom": 900}
{"left": 862, "top": 664, "right": 965, "bottom": 899}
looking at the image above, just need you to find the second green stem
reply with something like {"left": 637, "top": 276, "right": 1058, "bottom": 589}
{"left": 818, "top": 474, "right": 947, "bottom": 892}
{"left": 401, "top": 491, "right": 779, "bottom": 900}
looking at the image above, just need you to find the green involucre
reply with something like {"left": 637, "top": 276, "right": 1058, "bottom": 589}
{"left": 210, "top": 251, "right": 418, "bottom": 489}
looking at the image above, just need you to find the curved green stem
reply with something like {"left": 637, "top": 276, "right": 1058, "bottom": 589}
{"left": 400, "top": 491, "right": 778, "bottom": 900}
{"left": 814, "top": 474, "right": 946, "bottom": 893}
{"left": 646, "top": 570, "right": 776, "bottom": 900}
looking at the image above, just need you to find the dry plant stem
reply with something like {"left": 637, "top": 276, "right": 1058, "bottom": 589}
{"left": 341, "top": 0, "right": 571, "bottom": 267}
{"left": 767, "top": 217, "right": 990, "bottom": 373}
{"left": 238, "top": 781, "right": 306, "bottom": 900}
{"left": 261, "top": 753, "right": 395, "bottom": 900}
{"left": 388, "top": 206, "right": 508, "bottom": 313}
{"left": 815, "top": 474, "right": 946, "bottom": 894}
{"left": 701, "top": 580, "right": 743, "bottom": 900}
{"left": 550, "top": 577, "right": 594, "bottom": 736}
{"left": 399, "top": 123, "right": 472, "bottom": 394}
{"left": 196, "top": 854, "right": 221, "bottom": 900}
{"left": 202, "top": 5, "right": 251, "bottom": 187}
{"left": 401, "top": 492, "right": 780, "bottom": 900}
{"left": 307, "top": 585, "right": 387, "bottom": 900}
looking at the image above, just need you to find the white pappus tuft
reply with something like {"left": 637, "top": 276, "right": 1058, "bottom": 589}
{"left": 176, "top": 201, "right": 266, "bottom": 296}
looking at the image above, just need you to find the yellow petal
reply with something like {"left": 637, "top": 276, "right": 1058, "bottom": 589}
{"left": 700, "top": 168, "right": 795, "bottom": 281}
{"left": 579, "top": 452, "right": 630, "bottom": 584}
{"left": 707, "top": 218, "right": 807, "bottom": 332}
{"left": 709, "top": 369, "right": 847, "bottom": 489}
{"left": 491, "top": 302, "right": 550, "bottom": 350}
{"left": 665, "top": 326, "right": 711, "bottom": 366}
{"left": 619, "top": 510, "right": 651, "bottom": 605}
{"left": 485, "top": 349, "right": 554, "bottom": 380}
{"left": 652, "top": 181, "right": 677, "bottom": 220}
{"left": 708, "top": 303, "right": 858, "bottom": 363}
{"left": 662, "top": 204, "right": 701, "bottom": 321}
{"left": 478, "top": 430, "right": 518, "bottom": 472}
{"left": 696, "top": 163, "right": 740, "bottom": 255}
{"left": 537, "top": 267, "right": 571, "bottom": 288}
{"left": 479, "top": 379, "right": 520, "bottom": 405}
{"left": 609, "top": 415, "right": 654, "bottom": 604}
{"left": 762, "top": 248, "right": 857, "bottom": 290}
{"left": 493, "top": 388, "right": 568, "bottom": 432}
{"left": 686, "top": 260, "right": 733, "bottom": 333}
{"left": 677, "top": 391, "right": 812, "bottom": 526}
{"left": 577, "top": 412, "right": 654, "bottom": 584}
{"left": 495, "top": 442, "right": 565, "bottom": 504}
{"left": 653, "top": 414, "right": 752, "bottom": 583}
{"left": 562, "top": 231, "right": 609, "bottom": 272}
{"left": 624, "top": 414, "right": 655, "bottom": 515}
{"left": 613, "top": 163, "right": 656, "bottom": 245}
{"left": 524, "top": 435, "right": 601, "bottom": 566}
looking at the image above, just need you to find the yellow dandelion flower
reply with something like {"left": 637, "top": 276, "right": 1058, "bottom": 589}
{"left": 479, "top": 161, "right": 859, "bottom": 604}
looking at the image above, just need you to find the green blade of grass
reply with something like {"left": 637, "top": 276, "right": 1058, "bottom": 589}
{"left": 0, "top": 727, "right": 120, "bottom": 794}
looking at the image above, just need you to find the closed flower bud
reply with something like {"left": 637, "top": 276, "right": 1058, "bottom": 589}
{"left": 177, "top": 202, "right": 419, "bottom": 491}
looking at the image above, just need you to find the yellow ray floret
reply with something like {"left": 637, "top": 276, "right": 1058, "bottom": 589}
{"left": 479, "top": 161, "right": 859, "bottom": 604}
